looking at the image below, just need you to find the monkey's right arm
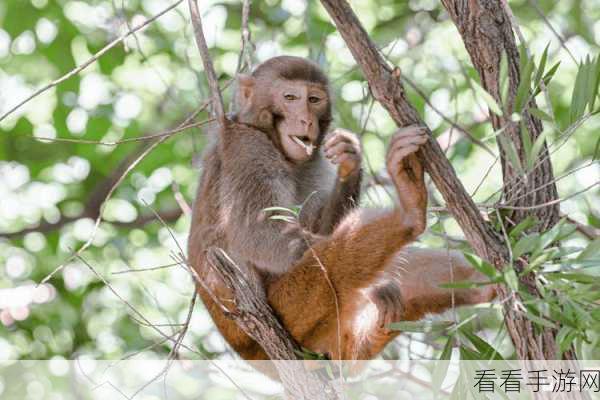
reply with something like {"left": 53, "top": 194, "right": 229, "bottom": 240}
{"left": 219, "top": 127, "right": 312, "bottom": 275}
{"left": 316, "top": 128, "right": 363, "bottom": 235}
{"left": 315, "top": 169, "right": 362, "bottom": 235}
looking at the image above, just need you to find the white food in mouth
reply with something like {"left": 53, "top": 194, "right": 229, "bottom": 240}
{"left": 292, "top": 136, "right": 314, "bottom": 156}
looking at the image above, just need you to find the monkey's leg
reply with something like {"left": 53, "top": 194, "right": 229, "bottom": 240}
{"left": 387, "top": 247, "right": 496, "bottom": 321}
{"left": 351, "top": 247, "right": 496, "bottom": 359}
{"left": 266, "top": 206, "right": 426, "bottom": 359}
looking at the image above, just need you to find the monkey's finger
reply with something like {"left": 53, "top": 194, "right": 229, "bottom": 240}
{"left": 388, "top": 136, "right": 427, "bottom": 155}
{"left": 393, "top": 125, "right": 429, "bottom": 138}
{"left": 390, "top": 131, "right": 428, "bottom": 148}
{"left": 406, "top": 154, "right": 424, "bottom": 177}
{"left": 387, "top": 145, "right": 420, "bottom": 165}
{"left": 325, "top": 141, "right": 359, "bottom": 158}
{"left": 325, "top": 129, "right": 360, "bottom": 150}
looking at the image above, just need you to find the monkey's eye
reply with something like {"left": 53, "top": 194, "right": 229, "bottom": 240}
{"left": 284, "top": 94, "right": 297, "bottom": 101}
{"left": 308, "top": 96, "right": 321, "bottom": 104}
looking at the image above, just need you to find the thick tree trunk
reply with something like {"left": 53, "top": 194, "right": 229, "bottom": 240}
{"left": 318, "top": 0, "right": 576, "bottom": 364}
{"left": 440, "top": 0, "right": 560, "bottom": 230}
{"left": 440, "top": 0, "right": 570, "bottom": 361}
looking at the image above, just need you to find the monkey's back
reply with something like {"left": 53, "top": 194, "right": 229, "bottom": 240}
{"left": 187, "top": 126, "right": 276, "bottom": 360}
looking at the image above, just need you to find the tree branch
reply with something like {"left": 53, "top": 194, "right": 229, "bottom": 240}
{"left": 187, "top": 0, "right": 226, "bottom": 126}
{"left": 317, "top": 0, "right": 587, "bottom": 366}
{"left": 0, "top": 0, "right": 184, "bottom": 123}
{"left": 206, "top": 248, "right": 340, "bottom": 400}
{"left": 319, "top": 0, "right": 507, "bottom": 266}
{"left": 441, "top": 0, "right": 560, "bottom": 232}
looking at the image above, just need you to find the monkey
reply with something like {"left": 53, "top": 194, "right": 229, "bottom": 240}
{"left": 187, "top": 55, "right": 495, "bottom": 363}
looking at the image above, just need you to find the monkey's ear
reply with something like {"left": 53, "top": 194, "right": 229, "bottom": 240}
{"left": 237, "top": 74, "right": 256, "bottom": 102}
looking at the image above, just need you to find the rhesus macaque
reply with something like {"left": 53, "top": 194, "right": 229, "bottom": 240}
{"left": 188, "top": 56, "right": 494, "bottom": 362}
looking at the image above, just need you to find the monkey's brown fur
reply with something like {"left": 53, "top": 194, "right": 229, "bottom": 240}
{"left": 188, "top": 56, "right": 494, "bottom": 361}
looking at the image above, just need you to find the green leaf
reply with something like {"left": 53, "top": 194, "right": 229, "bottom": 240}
{"left": 513, "top": 234, "right": 541, "bottom": 258}
{"left": 439, "top": 281, "right": 491, "bottom": 289}
{"left": 503, "top": 267, "right": 520, "bottom": 292}
{"left": 553, "top": 272, "right": 596, "bottom": 284}
{"left": 463, "top": 253, "right": 498, "bottom": 278}
{"left": 515, "top": 55, "right": 535, "bottom": 112}
{"left": 471, "top": 79, "right": 504, "bottom": 116}
{"left": 590, "top": 55, "right": 600, "bottom": 110}
{"left": 432, "top": 336, "right": 453, "bottom": 398}
{"left": 520, "top": 120, "right": 532, "bottom": 167}
{"left": 500, "top": 51, "right": 510, "bottom": 105}
{"left": 528, "top": 129, "right": 552, "bottom": 170}
{"left": 460, "top": 328, "right": 504, "bottom": 360}
{"left": 556, "top": 326, "right": 577, "bottom": 357}
{"left": 533, "top": 61, "right": 561, "bottom": 97}
{"left": 529, "top": 107, "right": 553, "bottom": 122}
{"left": 533, "top": 43, "right": 550, "bottom": 88}
{"left": 535, "top": 218, "right": 568, "bottom": 254}
{"left": 459, "top": 346, "right": 483, "bottom": 360}
{"left": 509, "top": 216, "right": 538, "bottom": 238}
{"left": 524, "top": 307, "right": 558, "bottom": 329}
{"left": 577, "top": 237, "right": 600, "bottom": 261}
{"left": 497, "top": 134, "right": 524, "bottom": 176}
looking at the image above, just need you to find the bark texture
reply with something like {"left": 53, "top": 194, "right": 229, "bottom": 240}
{"left": 319, "top": 0, "right": 575, "bottom": 363}
{"left": 206, "top": 248, "right": 340, "bottom": 400}
{"left": 441, "top": 0, "right": 560, "bottom": 230}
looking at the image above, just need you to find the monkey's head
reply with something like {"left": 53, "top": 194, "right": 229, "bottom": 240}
{"left": 235, "top": 56, "right": 332, "bottom": 163}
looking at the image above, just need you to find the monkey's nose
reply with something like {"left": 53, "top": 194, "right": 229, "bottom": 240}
{"left": 300, "top": 119, "right": 313, "bottom": 127}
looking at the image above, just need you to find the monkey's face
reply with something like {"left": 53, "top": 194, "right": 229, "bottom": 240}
{"left": 272, "top": 79, "right": 329, "bottom": 163}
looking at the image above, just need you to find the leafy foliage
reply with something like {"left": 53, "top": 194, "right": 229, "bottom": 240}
{"left": 0, "top": 0, "right": 598, "bottom": 371}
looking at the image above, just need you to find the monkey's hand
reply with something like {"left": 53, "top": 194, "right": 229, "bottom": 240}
{"left": 324, "top": 128, "right": 362, "bottom": 181}
{"left": 386, "top": 125, "right": 428, "bottom": 213}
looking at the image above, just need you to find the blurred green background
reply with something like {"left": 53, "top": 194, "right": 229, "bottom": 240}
{"left": 0, "top": 0, "right": 599, "bottom": 373}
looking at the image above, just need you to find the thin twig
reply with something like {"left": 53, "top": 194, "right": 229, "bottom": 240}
{"left": 527, "top": 0, "right": 578, "bottom": 65}
{"left": 235, "top": 0, "right": 254, "bottom": 74}
{"left": 563, "top": 214, "right": 600, "bottom": 240}
{"left": 171, "top": 182, "right": 192, "bottom": 216}
{"left": 32, "top": 119, "right": 211, "bottom": 145}
{"left": 495, "top": 181, "right": 599, "bottom": 211}
{"left": 112, "top": 262, "right": 180, "bottom": 275}
{"left": 187, "top": 0, "right": 226, "bottom": 126}
{"left": 0, "top": 0, "right": 184, "bottom": 123}
{"left": 401, "top": 75, "right": 494, "bottom": 156}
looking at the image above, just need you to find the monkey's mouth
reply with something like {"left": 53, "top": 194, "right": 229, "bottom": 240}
{"left": 291, "top": 135, "right": 315, "bottom": 156}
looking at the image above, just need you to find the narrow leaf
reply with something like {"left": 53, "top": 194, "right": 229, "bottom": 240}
{"left": 463, "top": 253, "right": 498, "bottom": 278}
{"left": 515, "top": 56, "right": 535, "bottom": 112}
{"left": 528, "top": 129, "right": 552, "bottom": 170}
{"left": 497, "top": 134, "right": 524, "bottom": 176}
{"left": 533, "top": 43, "right": 550, "bottom": 88}
{"left": 432, "top": 336, "right": 454, "bottom": 399}
{"left": 460, "top": 329, "right": 504, "bottom": 360}
{"left": 503, "top": 268, "right": 520, "bottom": 292}
{"left": 577, "top": 237, "right": 600, "bottom": 261}
{"left": 472, "top": 79, "right": 504, "bottom": 116}
{"left": 529, "top": 107, "right": 553, "bottom": 122}
{"left": 509, "top": 216, "right": 538, "bottom": 238}
{"left": 521, "top": 120, "right": 532, "bottom": 168}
